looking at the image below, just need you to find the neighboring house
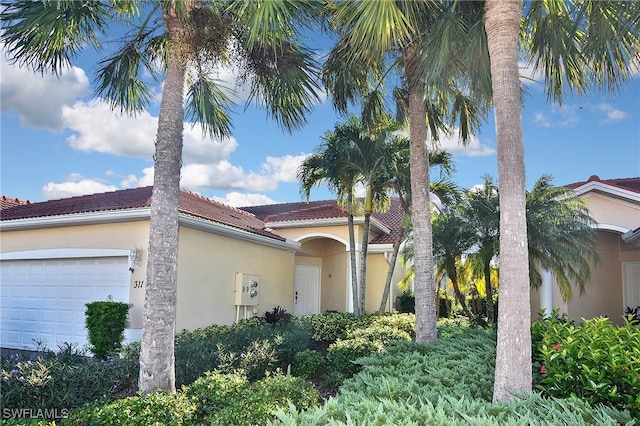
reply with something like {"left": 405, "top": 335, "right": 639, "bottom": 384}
{"left": 531, "top": 175, "right": 640, "bottom": 324}
{"left": 0, "top": 187, "right": 405, "bottom": 351}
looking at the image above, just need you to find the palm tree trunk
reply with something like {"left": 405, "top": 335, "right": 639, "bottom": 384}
{"left": 358, "top": 211, "right": 371, "bottom": 315}
{"left": 378, "top": 227, "right": 405, "bottom": 314}
{"left": 403, "top": 45, "right": 437, "bottom": 344}
{"left": 347, "top": 194, "right": 359, "bottom": 316}
{"left": 450, "top": 271, "right": 473, "bottom": 320}
{"left": 484, "top": 259, "right": 494, "bottom": 323}
{"left": 138, "top": 5, "right": 186, "bottom": 393}
{"left": 485, "top": 0, "right": 532, "bottom": 402}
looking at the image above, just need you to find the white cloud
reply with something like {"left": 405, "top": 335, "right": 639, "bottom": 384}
{"left": 0, "top": 56, "right": 89, "bottom": 131}
{"left": 259, "top": 154, "right": 308, "bottom": 183}
{"left": 531, "top": 105, "right": 579, "bottom": 128}
{"left": 597, "top": 103, "right": 630, "bottom": 123}
{"left": 435, "top": 130, "right": 496, "bottom": 157}
{"left": 42, "top": 179, "right": 117, "bottom": 200}
{"left": 212, "top": 192, "right": 277, "bottom": 207}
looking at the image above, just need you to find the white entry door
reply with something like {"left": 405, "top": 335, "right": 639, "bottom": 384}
{"left": 294, "top": 265, "right": 321, "bottom": 315}
{"left": 623, "top": 261, "right": 640, "bottom": 309}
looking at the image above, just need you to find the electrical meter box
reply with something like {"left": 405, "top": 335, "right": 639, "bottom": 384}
{"left": 235, "top": 273, "right": 260, "bottom": 306}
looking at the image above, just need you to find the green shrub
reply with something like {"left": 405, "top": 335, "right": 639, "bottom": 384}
{"left": 327, "top": 337, "right": 384, "bottom": 379}
{"left": 535, "top": 316, "right": 640, "bottom": 417}
{"left": 184, "top": 370, "right": 248, "bottom": 423}
{"left": 397, "top": 290, "right": 415, "bottom": 313}
{"left": 369, "top": 313, "right": 416, "bottom": 338}
{"left": 273, "top": 391, "right": 633, "bottom": 425}
{"left": 292, "top": 311, "right": 365, "bottom": 342}
{"left": 1, "top": 344, "right": 138, "bottom": 412}
{"left": 346, "top": 323, "right": 412, "bottom": 344}
{"left": 85, "top": 299, "right": 130, "bottom": 360}
{"left": 186, "top": 371, "right": 317, "bottom": 426}
{"left": 174, "top": 320, "right": 310, "bottom": 387}
{"left": 67, "top": 391, "right": 197, "bottom": 425}
{"left": 292, "top": 349, "right": 325, "bottom": 379}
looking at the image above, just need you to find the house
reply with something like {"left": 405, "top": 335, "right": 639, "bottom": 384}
{"left": 531, "top": 175, "right": 640, "bottom": 324}
{"left": 0, "top": 187, "right": 406, "bottom": 351}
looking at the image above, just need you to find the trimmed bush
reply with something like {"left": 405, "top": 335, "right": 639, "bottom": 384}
{"left": 85, "top": 299, "right": 130, "bottom": 360}
{"left": 327, "top": 337, "right": 384, "bottom": 379}
{"left": 292, "top": 349, "right": 325, "bottom": 379}
{"left": 184, "top": 370, "right": 248, "bottom": 423}
{"left": 535, "top": 316, "right": 640, "bottom": 416}
{"left": 293, "top": 311, "right": 367, "bottom": 342}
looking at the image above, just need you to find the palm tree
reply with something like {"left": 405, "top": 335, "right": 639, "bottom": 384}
{"left": 526, "top": 175, "right": 598, "bottom": 301}
{"left": 323, "top": 0, "right": 487, "bottom": 343}
{"left": 432, "top": 208, "right": 475, "bottom": 319}
{"left": 462, "top": 175, "right": 500, "bottom": 324}
{"left": 299, "top": 115, "right": 397, "bottom": 315}
{"left": 298, "top": 118, "right": 362, "bottom": 316}
{"left": 481, "top": 0, "right": 640, "bottom": 401}
{"left": 2, "top": 0, "right": 321, "bottom": 392}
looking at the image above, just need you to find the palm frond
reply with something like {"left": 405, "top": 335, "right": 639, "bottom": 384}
{"left": 1, "top": 0, "right": 110, "bottom": 75}
{"left": 185, "top": 75, "right": 235, "bottom": 140}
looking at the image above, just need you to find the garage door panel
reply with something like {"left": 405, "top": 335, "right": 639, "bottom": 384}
{"left": 1, "top": 256, "right": 130, "bottom": 350}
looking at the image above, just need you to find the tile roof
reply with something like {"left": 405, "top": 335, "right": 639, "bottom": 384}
{"left": 241, "top": 198, "right": 405, "bottom": 245}
{"left": 567, "top": 175, "right": 640, "bottom": 195}
{"left": 0, "top": 186, "right": 284, "bottom": 241}
{"left": 1, "top": 196, "right": 30, "bottom": 210}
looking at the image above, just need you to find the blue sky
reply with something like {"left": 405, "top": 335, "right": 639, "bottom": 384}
{"left": 1, "top": 34, "right": 638, "bottom": 207}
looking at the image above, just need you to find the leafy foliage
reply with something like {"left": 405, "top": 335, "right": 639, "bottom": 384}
{"left": 292, "top": 349, "right": 325, "bottom": 380}
{"left": 292, "top": 311, "right": 367, "bottom": 342}
{"left": 0, "top": 343, "right": 138, "bottom": 413}
{"left": 535, "top": 316, "right": 640, "bottom": 417}
{"left": 84, "top": 299, "right": 130, "bottom": 360}
{"left": 263, "top": 306, "right": 290, "bottom": 325}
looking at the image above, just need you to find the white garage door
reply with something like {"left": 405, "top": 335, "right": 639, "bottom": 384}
{"left": 1, "top": 255, "right": 130, "bottom": 351}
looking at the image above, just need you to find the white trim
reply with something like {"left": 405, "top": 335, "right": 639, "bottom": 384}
{"left": 572, "top": 181, "right": 640, "bottom": 203}
{"left": 294, "top": 232, "right": 349, "bottom": 248}
{"left": 180, "top": 215, "right": 301, "bottom": 252}
{"left": 0, "top": 208, "right": 151, "bottom": 231}
{"left": 267, "top": 216, "right": 391, "bottom": 235}
{"left": 0, "top": 208, "right": 300, "bottom": 252}
{"left": 0, "top": 248, "right": 131, "bottom": 260}
{"left": 622, "top": 228, "right": 640, "bottom": 246}
{"left": 595, "top": 223, "right": 631, "bottom": 234}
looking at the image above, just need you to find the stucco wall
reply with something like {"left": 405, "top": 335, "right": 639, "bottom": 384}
{"left": 0, "top": 221, "right": 150, "bottom": 329}
{"left": 566, "top": 231, "right": 625, "bottom": 324}
{"left": 176, "top": 226, "right": 296, "bottom": 331}
{"left": 581, "top": 192, "right": 639, "bottom": 230}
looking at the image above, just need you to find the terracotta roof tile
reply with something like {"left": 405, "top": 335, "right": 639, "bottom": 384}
{"left": 241, "top": 198, "right": 405, "bottom": 245}
{"left": 1, "top": 196, "right": 30, "bottom": 210}
{"left": 567, "top": 175, "right": 640, "bottom": 194}
{"left": 0, "top": 186, "right": 284, "bottom": 242}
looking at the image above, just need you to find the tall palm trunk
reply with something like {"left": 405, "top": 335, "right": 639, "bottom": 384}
{"left": 483, "top": 254, "right": 495, "bottom": 323}
{"left": 404, "top": 45, "right": 437, "bottom": 344}
{"left": 485, "top": 0, "right": 532, "bottom": 402}
{"left": 449, "top": 266, "right": 473, "bottom": 319}
{"left": 139, "top": 5, "right": 187, "bottom": 393}
{"left": 358, "top": 185, "right": 374, "bottom": 315}
{"left": 378, "top": 227, "right": 405, "bottom": 314}
{"left": 347, "top": 193, "right": 359, "bottom": 316}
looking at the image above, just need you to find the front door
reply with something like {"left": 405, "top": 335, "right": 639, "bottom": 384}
{"left": 294, "top": 265, "right": 321, "bottom": 315}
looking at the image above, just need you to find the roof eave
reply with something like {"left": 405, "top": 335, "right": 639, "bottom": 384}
{"left": 572, "top": 181, "right": 640, "bottom": 204}
{"left": 180, "top": 215, "right": 300, "bottom": 252}
{"left": 622, "top": 227, "right": 640, "bottom": 247}
{"left": 267, "top": 216, "right": 392, "bottom": 235}
{"left": 0, "top": 208, "right": 151, "bottom": 230}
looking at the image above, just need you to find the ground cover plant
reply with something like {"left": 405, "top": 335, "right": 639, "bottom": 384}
{"left": 2, "top": 310, "right": 637, "bottom": 425}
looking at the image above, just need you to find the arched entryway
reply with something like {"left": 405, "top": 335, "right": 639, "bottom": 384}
{"left": 293, "top": 233, "right": 351, "bottom": 315}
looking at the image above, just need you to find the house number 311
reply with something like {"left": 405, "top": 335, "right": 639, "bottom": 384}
{"left": 134, "top": 281, "right": 144, "bottom": 289}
